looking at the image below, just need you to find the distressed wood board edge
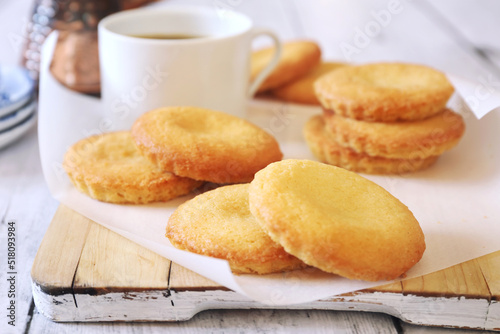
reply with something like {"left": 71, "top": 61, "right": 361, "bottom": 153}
{"left": 30, "top": 205, "right": 500, "bottom": 330}
{"left": 31, "top": 283, "right": 500, "bottom": 330}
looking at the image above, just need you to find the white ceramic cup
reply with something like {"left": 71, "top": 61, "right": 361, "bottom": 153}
{"left": 98, "top": 5, "right": 281, "bottom": 128}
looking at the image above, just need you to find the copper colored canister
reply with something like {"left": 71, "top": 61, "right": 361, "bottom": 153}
{"left": 22, "top": 0, "right": 157, "bottom": 94}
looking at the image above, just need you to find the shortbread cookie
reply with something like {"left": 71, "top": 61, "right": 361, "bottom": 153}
{"left": 251, "top": 40, "right": 321, "bottom": 93}
{"left": 272, "top": 62, "right": 347, "bottom": 105}
{"left": 315, "top": 63, "right": 454, "bottom": 122}
{"left": 63, "top": 132, "right": 202, "bottom": 204}
{"left": 323, "top": 109, "right": 465, "bottom": 159}
{"left": 249, "top": 159, "right": 426, "bottom": 281}
{"left": 131, "top": 107, "right": 283, "bottom": 184}
{"left": 166, "top": 184, "right": 307, "bottom": 275}
{"left": 304, "top": 115, "right": 438, "bottom": 174}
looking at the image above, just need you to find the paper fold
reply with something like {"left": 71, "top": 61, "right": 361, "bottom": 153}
{"left": 39, "top": 31, "right": 500, "bottom": 305}
{"left": 446, "top": 73, "right": 500, "bottom": 119}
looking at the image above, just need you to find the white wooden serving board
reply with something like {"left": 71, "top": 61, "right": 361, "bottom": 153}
{"left": 31, "top": 205, "right": 500, "bottom": 330}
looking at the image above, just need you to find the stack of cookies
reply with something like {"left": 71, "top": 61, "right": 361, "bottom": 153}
{"left": 167, "top": 159, "right": 426, "bottom": 282}
{"left": 251, "top": 40, "right": 346, "bottom": 105}
{"left": 63, "top": 106, "right": 283, "bottom": 204}
{"left": 304, "top": 63, "right": 466, "bottom": 174}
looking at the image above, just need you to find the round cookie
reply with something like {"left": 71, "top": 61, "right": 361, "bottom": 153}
{"left": 323, "top": 108, "right": 465, "bottom": 159}
{"left": 166, "top": 184, "right": 306, "bottom": 275}
{"left": 63, "top": 132, "right": 202, "bottom": 204}
{"left": 314, "top": 63, "right": 454, "bottom": 122}
{"left": 304, "top": 115, "right": 438, "bottom": 174}
{"left": 272, "top": 62, "right": 347, "bottom": 105}
{"left": 249, "top": 159, "right": 426, "bottom": 281}
{"left": 131, "top": 107, "right": 283, "bottom": 184}
{"left": 251, "top": 40, "right": 321, "bottom": 93}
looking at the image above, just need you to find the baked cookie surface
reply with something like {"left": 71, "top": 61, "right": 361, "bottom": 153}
{"left": 131, "top": 107, "right": 283, "bottom": 184}
{"left": 315, "top": 63, "right": 454, "bottom": 122}
{"left": 323, "top": 108, "right": 465, "bottom": 159}
{"left": 166, "top": 184, "right": 306, "bottom": 275}
{"left": 63, "top": 131, "right": 202, "bottom": 204}
{"left": 304, "top": 115, "right": 438, "bottom": 174}
{"left": 248, "top": 159, "right": 426, "bottom": 281}
{"left": 272, "top": 62, "right": 347, "bottom": 105}
{"left": 251, "top": 40, "right": 321, "bottom": 93}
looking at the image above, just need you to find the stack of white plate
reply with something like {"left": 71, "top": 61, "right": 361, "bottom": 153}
{"left": 0, "top": 64, "right": 36, "bottom": 150}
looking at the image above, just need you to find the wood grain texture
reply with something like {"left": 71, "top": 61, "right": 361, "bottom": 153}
{"left": 402, "top": 258, "right": 491, "bottom": 299}
{"left": 477, "top": 251, "right": 500, "bottom": 300}
{"left": 31, "top": 205, "right": 91, "bottom": 295}
{"left": 73, "top": 221, "right": 171, "bottom": 293}
{"left": 27, "top": 306, "right": 399, "bottom": 334}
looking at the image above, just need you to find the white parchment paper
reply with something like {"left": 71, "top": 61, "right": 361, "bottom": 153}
{"left": 38, "top": 32, "right": 500, "bottom": 305}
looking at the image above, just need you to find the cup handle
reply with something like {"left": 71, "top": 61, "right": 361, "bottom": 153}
{"left": 247, "top": 28, "right": 282, "bottom": 97}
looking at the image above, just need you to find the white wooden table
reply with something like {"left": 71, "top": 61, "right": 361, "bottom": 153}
{"left": 1, "top": 0, "right": 499, "bottom": 333}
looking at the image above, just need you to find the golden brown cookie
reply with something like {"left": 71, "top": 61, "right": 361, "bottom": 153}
{"left": 304, "top": 115, "right": 439, "bottom": 174}
{"left": 131, "top": 107, "right": 283, "bottom": 184}
{"left": 315, "top": 63, "right": 454, "bottom": 122}
{"left": 323, "top": 108, "right": 465, "bottom": 159}
{"left": 272, "top": 62, "right": 347, "bottom": 105}
{"left": 166, "top": 184, "right": 307, "bottom": 275}
{"left": 63, "top": 132, "right": 202, "bottom": 204}
{"left": 251, "top": 40, "right": 321, "bottom": 93}
{"left": 249, "top": 159, "right": 426, "bottom": 281}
